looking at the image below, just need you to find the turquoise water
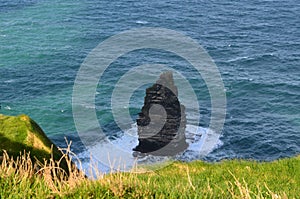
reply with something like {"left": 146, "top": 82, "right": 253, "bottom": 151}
{"left": 0, "top": 0, "right": 299, "bottom": 161}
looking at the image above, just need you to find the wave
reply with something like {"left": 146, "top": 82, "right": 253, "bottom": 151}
{"left": 3, "top": 105, "right": 12, "bottom": 110}
{"left": 226, "top": 53, "right": 277, "bottom": 63}
{"left": 135, "top": 20, "right": 148, "bottom": 24}
{"left": 76, "top": 124, "right": 223, "bottom": 175}
{"left": 3, "top": 79, "right": 15, "bottom": 83}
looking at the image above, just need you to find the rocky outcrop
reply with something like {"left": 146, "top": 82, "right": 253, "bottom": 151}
{"left": 133, "top": 71, "right": 188, "bottom": 156}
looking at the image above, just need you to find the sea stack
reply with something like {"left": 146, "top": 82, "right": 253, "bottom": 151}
{"left": 133, "top": 71, "right": 188, "bottom": 156}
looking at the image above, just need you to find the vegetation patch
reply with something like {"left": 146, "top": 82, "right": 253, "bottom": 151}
{"left": 0, "top": 114, "right": 69, "bottom": 172}
{"left": 1, "top": 149, "right": 299, "bottom": 198}
{"left": 0, "top": 114, "right": 299, "bottom": 198}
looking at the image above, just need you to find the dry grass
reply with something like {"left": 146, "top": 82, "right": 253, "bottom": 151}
{"left": 0, "top": 140, "right": 86, "bottom": 197}
{"left": 0, "top": 143, "right": 299, "bottom": 198}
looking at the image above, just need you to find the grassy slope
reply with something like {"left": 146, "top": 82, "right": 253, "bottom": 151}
{"left": 1, "top": 154, "right": 299, "bottom": 198}
{"left": 0, "top": 114, "right": 299, "bottom": 198}
{"left": 70, "top": 156, "right": 300, "bottom": 198}
{"left": 0, "top": 114, "right": 67, "bottom": 170}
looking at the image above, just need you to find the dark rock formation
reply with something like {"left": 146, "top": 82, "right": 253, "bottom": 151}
{"left": 133, "top": 71, "right": 188, "bottom": 156}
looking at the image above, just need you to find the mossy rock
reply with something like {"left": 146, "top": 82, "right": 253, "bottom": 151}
{"left": 0, "top": 114, "right": 67, "bottom": 169}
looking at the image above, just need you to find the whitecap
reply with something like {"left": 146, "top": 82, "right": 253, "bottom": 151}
{"left": 227, "top": 56, "right": 250, "bottom": 62}
{"left": 4, "top": 79, "right": 15, "bottom": 83}
{"left": 4, "top": 106, "right": 11, "bottom": 110}
{"left": 83, "top": 104, "right": 95, "bottom": 109}
{"left": 135, "top": 20, "right": 148, "bottom": 25}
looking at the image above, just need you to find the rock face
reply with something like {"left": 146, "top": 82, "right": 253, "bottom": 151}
{"left": 133, "top": 71, "right": 188, "bottom": 156}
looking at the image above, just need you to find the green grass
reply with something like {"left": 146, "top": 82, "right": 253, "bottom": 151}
{"left": 0, "top": 114, "right": 299, "bottom": 198}
{"left": 0, "top": 114, "right": 72, "bottom": 172}
{"left": 0, "top": 114, "right": 63, "bottom": 160}
{"left": 1, "top": 152, "right": 299, "bottom": 198}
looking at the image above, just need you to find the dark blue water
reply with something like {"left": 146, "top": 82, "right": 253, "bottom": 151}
{"left": 0, "top": 0, "right": 299, "bottom": 162}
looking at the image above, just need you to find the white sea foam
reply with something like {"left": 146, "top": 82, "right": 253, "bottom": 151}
{"left": 227, "top": 56, "right": 251, "bottom": 62}
{"left": 76, "top": 103, "right": 95, "bottom": 109}
{"left": 4, "top": 106, "right": 11, "bottom": 110}
{"left": 76, "top": 124, "right": 223, "bottom": 175}
{"left": 135, "top": 20, "right": 148, "bottom": 24}
{"left": 4, "top": 79, "right": 15, "bottom": 83}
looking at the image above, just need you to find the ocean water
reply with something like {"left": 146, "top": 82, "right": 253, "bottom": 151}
{"left": 0, "top": 0, "right": 299, "bottom": 169}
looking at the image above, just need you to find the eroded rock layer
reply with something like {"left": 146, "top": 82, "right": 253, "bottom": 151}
{"left": 133, "top": 71, "right": 188, "bottom": 156}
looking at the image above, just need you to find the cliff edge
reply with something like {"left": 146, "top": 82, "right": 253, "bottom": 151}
{"left": 0, "top": 114, "right": 66, "bottom": 168}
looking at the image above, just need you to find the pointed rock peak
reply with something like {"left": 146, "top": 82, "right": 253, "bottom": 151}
{"left": 156, "top": 71, "right": 178, "bottom": 96}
